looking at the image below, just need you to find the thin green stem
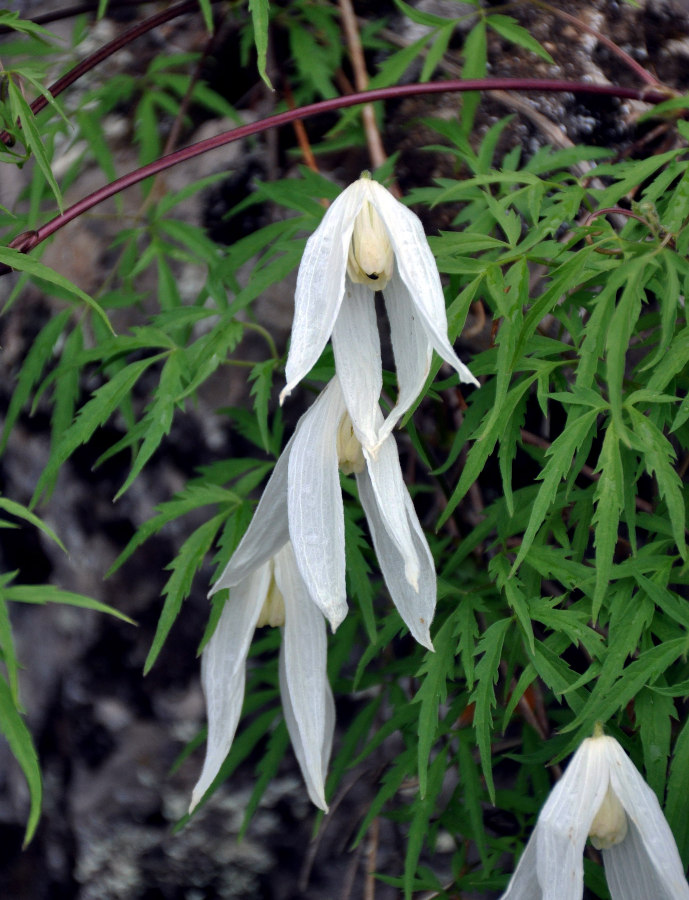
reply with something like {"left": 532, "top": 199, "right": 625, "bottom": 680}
{"left": 243, "top": 322, "right": 279, "bottom": 361}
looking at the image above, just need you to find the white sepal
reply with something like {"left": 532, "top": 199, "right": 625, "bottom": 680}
{"left": 288, "top": 379, "right": 349, "bottom": 631}
{"left": 331, "top": 279, "right": 383, "bottom": 450}
{"left": 356, "top": 467, "right": 435, "bottom": 650}
{"left": 363, "top": 434, "right": 420, "bottom": 591}
{"left": 377, "top": 269, "right": 433, "bottom": 444}
{"left": 190, "top": 561, "right": 271, "bottom": 811}
{"left": 605, "top": 738, "right": 689, "bottom": 900}
{"left": 282, "top": 182, "right": 366, "bottom": 404}
{"left": 370, "top": 179, "right": 479, "bottom": 388}
{"left": 210, "top": 440, "right": 291, "bottom": 594}
{"left": 277, "top": 543, "right": 334, "bottom": 811}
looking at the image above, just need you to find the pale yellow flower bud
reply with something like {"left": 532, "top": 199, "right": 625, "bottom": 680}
{"left": 336, "top": 413, "right": 366, "bottom": 475}
{"left": 589, "top": 784, "right": 628, "bottom": 850}
{"left": 256, "top": 571, "right": 286, "bottom": 627}
{"left": 347, "top": 199, "right": 394, "bottom": 290}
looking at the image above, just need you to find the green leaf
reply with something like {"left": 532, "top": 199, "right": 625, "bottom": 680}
{"left": 0, "top": 673, "right": 42, "bottom": 845}
{"left": 486, "top": 15, "right": 555, "bottom": 63}
{"left": 470, "top": 618, "right": 511, "bottom": 802}
{"left": 666, "top": 715, "right": 689, "bottom": 864}
{"left": 0, "top": 309, "right": 71, "bottom": 452}
{"left": 196, "top": 0, "right": 214, "bottom": 31}
{"left": 511, "top": 407, "right": 600, "bottom": 572}
{"left": 248, "top": 359, "right": 275, "bottom": 454}
{"left": 0, "top": 248, "right": 113, "bottom": 335}
{"left": 240, "top": 721, "right": 290, "bottom": 838}
{"left": 3, "top": 584, "right": 135, "bottom": 624}
{"left": 31, "top": 354, "right": 165, "bottom": 504}
{"left": 144, "top": 513, "right": 226, "bottom": 674}
{"left": 114, "top": 352, "right": 186, "bottom": 500}
{"left": 413, "top": 614, "right": 456, "bottom": 796}
{"left": 249, "top": 0, "right": 273, "bottom": 90}
{"left": 7, "top": 79, "right": 62, "bottom": 211}
{"left": 636, "top": 687, "right": 674, "bottom": 800}
{"left": 0, "top": 497, "right": 66, "bottom": 553}
{"left": 627, "top": 406, "right": 687, "bottom": 561}
{"left": 0, "top": 594, "right": 18, "bottom": 701}
{"left": 590, "top": 423, "right": 624, "bottom": 621}
{"left": 392, "top": 0, "right": 453, "bottom": 26}
{"left": 420, "top": 23, "right": 455, "bottom": 83}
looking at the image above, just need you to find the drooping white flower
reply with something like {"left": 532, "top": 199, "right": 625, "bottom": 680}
{"left": 280, "top": 173, "right": 479, "bottom": 451}
{"left": 500, "top": 728, "right": 689, "bottom": 900}
{"left": 190, "top": 542, "right": 334, "bottom": 813}
{"left": 215, "top": 375, "right": 436, "bottom": 648}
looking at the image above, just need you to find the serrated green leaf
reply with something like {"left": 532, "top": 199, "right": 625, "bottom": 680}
{"left": 413, "top": 614, "right": 455, "bottom": 797}
{"left": 511, "top": 407, "right": 599, "bottom": 573}
{"left": 591, "top": 423, "right": 624, "bottom": 620}
{"left": 666, "top": 715, "right": 689, "bottom": 864}
{"left": 0, "top": 248, "right": 113, "bottom": 335}
{"left": 627, "top": 406, "right": 687, "bottom": 561}
{"left": 404, "top": 747, "right": 448, "bottom": 899}
{"left": 0, "top": 673, "right": 41, "bottom": 845}
{"left": 114, "top": 352, "right": 186, "bottom": 500}
{"left": 0, "top": 309, "right": 71, "bottom": 452}
{"left": 144, "top": 512, "right": 226, "bottom": 674}
{"left": 8, "top": 79, "right": 62, "bottom": 211}
{"left": 31, "top": 354, "right": 164, "bottom": 504}
{"left": 248, "top": 359, "right": 275, "bottom": 454}
{"left": 240, "top": 721, "right": 290, "bottom": 838}
{"left": 636, "top": 687, "right": 674, "bottom": 800}
{"left": 470, "top": 618, "right": 511, "bottom": 802}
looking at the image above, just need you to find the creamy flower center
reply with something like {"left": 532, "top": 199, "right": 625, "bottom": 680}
{"left": 589, "top": 784, "right": 628, "bottom": 849}
{"left": 347, "top": 199, "right": 393, "bottom": 290}
{"left": 336, "top": 413, "right": 366, "bottom": 475}
{"left": 256, "top": 571, "right": 286, "bottom": 628}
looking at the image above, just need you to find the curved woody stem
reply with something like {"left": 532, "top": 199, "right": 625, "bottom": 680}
{"left": 0, "top": 77, "right": 676, "bottom": 277}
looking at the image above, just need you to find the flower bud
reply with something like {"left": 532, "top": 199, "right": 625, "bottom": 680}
{"left": 347, "top": 199, "right": 394, "bottom": 290}
{"left": 256, "top": 572, "right": 286, "bottom": 627}
{"left": 589, "top": 785, "right": 628, "bottom": 849}
{"left": 336, "top": 413, "right": 366, "bottom": 475}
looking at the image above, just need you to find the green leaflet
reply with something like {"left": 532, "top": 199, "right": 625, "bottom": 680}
{"left": 0, "top": 674, "right": 41, "bottom": 845}
{"left": 470, "top": 618, "right": 511, "bottom": 803}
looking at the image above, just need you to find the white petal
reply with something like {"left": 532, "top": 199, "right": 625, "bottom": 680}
{"left": 499, "top": 827, "right": 543, "bottom": 900}
{"left": 276, "top": 543, "right": 334, "bottom": 811}
{"left": 534, "top": 736, "right": 610, "bottom": 900}
{"left": 369, "top": 180, "right": 478, "bottom": 388}
{"left": 190, "top": 562, "right": 271, "bottom": 811}
{"left": 363, "top": 434, "right": 421, "bottom": 590}
{"left": 210, "top": 439, "right": 291, "bottom": 594}
{"left": 281, "top": 183, "right": 366, "bottom": 403}
{"left": 331, "top": 279, "right": 383, "bottom": 449}
{"left": 604, "top": 818, "right": 688, "bottom": 900}
{"left": 377, "top": 268, "right": 433, "bottom": 444}
{"left": 288, "top": 378, "right": 348, "bottom": 630}
{"left": 605, "top": 738, "right": 689, "bottom": 899}
{"left": 356, "top": 465, "right": 435, "bottom": 650}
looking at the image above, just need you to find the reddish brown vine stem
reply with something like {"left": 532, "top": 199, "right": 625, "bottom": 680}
{"left": 0, "top": 77, "right": 676, "bottom": 277}
{"left": 0, "top": 0, "right": 224, "bottom": 146}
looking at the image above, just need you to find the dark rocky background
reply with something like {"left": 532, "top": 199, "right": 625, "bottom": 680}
{"left": 1, "top": 1, "right": 688, "bottom": 897}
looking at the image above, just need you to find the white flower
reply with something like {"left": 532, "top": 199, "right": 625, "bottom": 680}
{"left": 280, "top": 173, "right": 479, "bottom": 451}
{"left": 190, "top": 542, "right": 334, "bottom": 812}
{"left": 500, "top": 729, "right": 689, "bottom": 900}
{"left": 215, "top": 375, "right": 436, "bottom": 648}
